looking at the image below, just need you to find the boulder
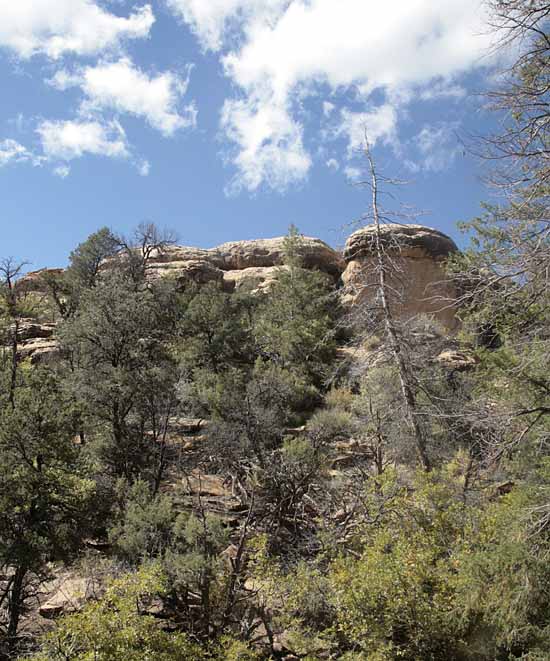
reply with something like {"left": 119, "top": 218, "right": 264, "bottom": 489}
{"left": 39, "top": 574, "right": 94, "bottom": 618}
{"left": 170, "top": 417, "right": 208, "bottom": 434}
{"left": 344, "top": 223, "right": 458, "bottom": 261}
{"left": 342, "top": 224, "right": 460, "bottom": 329}
{"left": 436, "top": 349, "right": 479, "bottom": 371}
{"left": 184, "top": 472, "right": 231, "bottom": 498}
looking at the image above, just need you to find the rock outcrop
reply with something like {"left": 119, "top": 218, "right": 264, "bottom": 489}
{"left": 1, "top": 320, "right": 60, "bottom": 364}
{"left": 6, "top": 227, "right": 462, "bottom": 360}
{"left": 222, "top": 265, "right": 289, "bottom": 293}
{"left": 18, "top": 337, "right": 60, "bottom": 364}
{"left": 341, "top": 224, "right": 459, "bottom": 329}
{"left": 17, "top": 268, "right": 64, "bottom": 295}
{"left": 436, "top": 349, "right": 479, "bottom": 371}
{"left": 17, "top": 319, "right": 56, "bottom": 342}
{"left": 143, "top": 236, "right": 344, "bottom": 292}
{"left": 214, "top": 237, "right": 344, "bottom": 276}
{"left": 39, "top": 573, "right": 95, "bottom": 619}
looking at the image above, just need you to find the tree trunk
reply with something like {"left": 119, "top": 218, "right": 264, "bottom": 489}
{"left": 366, "top": 144, "right": 431, "bottom": 472}
{"left": 7, "top": 564, "right": 27, "bottom": 653}
{"left": 9, "top": 318, "right": 18, "bottom": 411}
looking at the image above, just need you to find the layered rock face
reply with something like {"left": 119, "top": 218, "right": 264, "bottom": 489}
{"left": 11, "top": 237, "right": 344, "bottom": 363}
{"left": 16, "top": 319, "right": 59, "bottom": 364}
{"left": 342, "top": 224, "right": 459, "bottom": 329}
{"left": 17, "top": 268, "right": 64, "bottom": 294}
{"left": 11, "top": 227, "right": 461, "bottom": 364}
{"left": 144, "top": 236, "right": 345, "bottom": 293}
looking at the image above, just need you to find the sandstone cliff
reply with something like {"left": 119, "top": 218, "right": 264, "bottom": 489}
{"left": 341, "top": 223, "right": 460, "bottom": 329}
{"left": 11, "top": 225, "right": 460, "bottom": 363}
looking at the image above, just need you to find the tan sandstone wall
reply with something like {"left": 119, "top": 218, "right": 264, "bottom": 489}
{"left": 341, "top": 224, "right": 460, "bottom": 330}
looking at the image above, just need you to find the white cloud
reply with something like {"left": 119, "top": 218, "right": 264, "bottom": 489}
{"left": 37, "top": 119, "right": 129, "bottom": 161}
{"left": 0, "top": 1, "right": 154, "bottom": 60}
{"left": 414, "top": 123, "right": 461, "bottom": 172}
{"left": 221, "top": 97, "right": 311, "bottom": 193}
{"left": 165, "top": 0, "right": 287, "bottom": 51}
{"left": 344, "top": 166, "right": 362, "bottom": 182}
{"left": 50, "top": 58, "right": 197, "bottom": 136}
{"left": 0, "top": 139, "right": 34, "bottom": 167}
{"left": 338, "top": 105, "right": 398, "bottom": 157}
{"left": 222, "top": 1, "right": 491, "bottom": 94}
{"left": 53, "top": 164, "right": 71, "bottom": 178}
{"left": 138, "top": 160, "right": 151, "bottom": 176}
{"left": 170, "top": 0, "right": 494, "bottom": 192}
{"left": 326, "top": 158, "right": 339, "bottom": 171}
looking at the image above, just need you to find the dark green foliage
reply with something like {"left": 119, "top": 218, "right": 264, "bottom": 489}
{"left": 42, "top": 227, "right": 120, "bottom": 319}
{"left": 253, "top": 229, "right": 337, "bottom": 388}
{"left": 0, "top": 369, "right": 95, "bottom": 653}
{"left": 108, "top": 481, "right": 232, "bottom": 639}
{"left": 178, "top": 282, "right": 256, "bottom": 374}
{"left": 193, "top": 361, "right": 308, "bottom": 473}
{"left": 67, "top": 227, "right": 120, "bottom": 292}
{"left": 59, "top": 269, "right": 179, "bottom": 481}
{"left": 23, "top": 565, "right": 205, "bottom": 661}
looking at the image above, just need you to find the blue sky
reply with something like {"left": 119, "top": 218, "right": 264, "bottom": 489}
{"left": 0, "top": 1, "right": 501, "bottom": 269}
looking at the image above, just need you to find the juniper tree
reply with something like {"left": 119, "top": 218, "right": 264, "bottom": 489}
{"left": 0, "top": 369, "right": 95, "bottom": 655}
{"left": 253, "top": 226, "right": 338, "bottom": 393}
{"left": 449, "top": 1, "right": 550, "bottom": 471}
{"left": 60, "top": 268, "right": 179, "bottom": 484}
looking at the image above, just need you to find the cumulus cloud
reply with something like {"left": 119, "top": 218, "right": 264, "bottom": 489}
{"left": 37, "top": 119, "right": 129, "bottom": 161}
{"left": 165, "top": 0, "right": 287, "bottom": 51}
{"left": 221, "top": 97, "right": 311, "bottom": 194}
{"left": 0, "top": 1, "right": 154, "bottom": 59}
{"left": 50, "top": 58, "right": 197, "bottom": 136}
{"left": 326, "top": 158, "right": 339, "bottom": 171}
{"left": 169, "top": 0, "right": 494, "bottom": 192}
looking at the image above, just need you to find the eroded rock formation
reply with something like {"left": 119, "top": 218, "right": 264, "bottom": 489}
{"left": 341, "top": 223, "right": 460, "bottom": 329}
{"left": 143, "top": 236, "right": 344, "bottom": 291}
{"left": 10, "top": 226, "right": 461, "bottom": 364}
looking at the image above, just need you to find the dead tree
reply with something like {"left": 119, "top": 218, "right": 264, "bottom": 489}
{"left": 476, "top": 0, "right": 550, "bottom": 194}
{"left": 341, "top": 136, "right": 433, "bottom": 471}
{"left": 364, "top": 142, "right": 431, "bottom": 471}
{"left": 116, "top": 222, "right": 178, "bottom": 285}
{"left": 0, "top": 259, "right": 30, "bottom": 410}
